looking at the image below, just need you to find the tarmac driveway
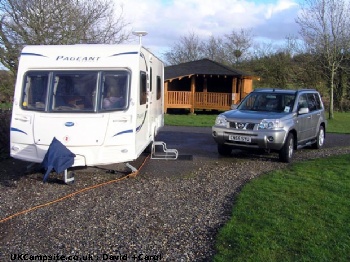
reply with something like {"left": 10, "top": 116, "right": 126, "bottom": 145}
{"left": 141, "top": 125, "right": 350, "bottom": 178}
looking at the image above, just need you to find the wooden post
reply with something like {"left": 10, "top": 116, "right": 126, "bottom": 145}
{"left": 238, "top": 78, "right": 242, "bottom": 101}
{"left": 164, "top": 81, "right": 168, "bottom": 113}
{"left": 232, "top": 77, "right": 237, "bottom": 104}
{"left": 243, "top": 78, "right": 253, "bottom": 95}
{"left": 191, "top": 75, "right": 195, "bottom": 114}
{"left": 203, "top": 78, "right": 208, "bottom": 108}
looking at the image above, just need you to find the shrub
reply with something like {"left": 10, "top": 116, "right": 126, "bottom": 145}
{"left": 0, "top": 110, "right": 11, "bottom": 158}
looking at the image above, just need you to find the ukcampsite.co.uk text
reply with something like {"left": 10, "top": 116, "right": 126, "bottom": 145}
{"left": 10, "top": 253, "right": 94, "bottom": 261}
{"left": 10, "top": 252, "right": 163, "bottom": 261}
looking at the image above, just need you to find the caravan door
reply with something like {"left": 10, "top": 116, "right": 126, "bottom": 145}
{"left": 11, "top": 72, "right": 48, "bottom": 158}
{"left": 135, "top": 70, "right": 151, "bottom": 153}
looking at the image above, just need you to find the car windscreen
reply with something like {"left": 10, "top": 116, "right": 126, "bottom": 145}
{"left": 237, "top": 92, "right": 296, "bottom": 113}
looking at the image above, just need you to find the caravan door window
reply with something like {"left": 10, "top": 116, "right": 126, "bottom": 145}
{"left": 156, "top": 76, "right": 162, "bottom": 100}
{"left": 140, "top": 71, "right": 147, "bottom": 105}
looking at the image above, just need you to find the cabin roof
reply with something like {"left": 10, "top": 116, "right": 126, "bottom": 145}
{"left": 164, "top": 58, "right": 253, "bottom": 81}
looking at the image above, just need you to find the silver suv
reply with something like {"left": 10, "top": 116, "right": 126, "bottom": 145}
{"left": 212, "top": 88, "right": 327, "bottom": 162}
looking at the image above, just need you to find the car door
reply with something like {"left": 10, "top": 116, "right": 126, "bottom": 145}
{"left": 295, "top": 94, "right": 313, "bottom": 143}
{"left": 306, "top": 93, "right": 321, "bottom": 138}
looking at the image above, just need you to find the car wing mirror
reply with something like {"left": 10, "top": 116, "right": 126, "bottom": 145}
{"left": 231, "top": 104, "right": 238, "bottom": 110}
{"left": 298, "top": 107, "right": 309, "bottom": 115}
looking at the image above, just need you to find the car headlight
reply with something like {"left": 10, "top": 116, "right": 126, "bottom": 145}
{"left": 258, "top": 119, "right": 283, "bottom": 130}
{"left": 215, "top": 115, "right": 228, "bottom": 127}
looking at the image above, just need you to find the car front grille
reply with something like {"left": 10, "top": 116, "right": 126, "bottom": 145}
{"left": 229, "top": 122, "right": 255, "bottom": 130}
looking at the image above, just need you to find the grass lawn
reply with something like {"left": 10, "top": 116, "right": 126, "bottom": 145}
{"left": 213, "top": 154, "right": 350, "bottom": 261}
{"left": 164, "top": 112, "right": 218, "bottom": 127}
{"left": 326, "top": 111, "right": 350, "bottom": 134}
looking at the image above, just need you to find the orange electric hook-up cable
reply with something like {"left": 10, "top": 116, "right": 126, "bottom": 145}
{"left": 0, "top": 154, "right": 150, "bottom": 224}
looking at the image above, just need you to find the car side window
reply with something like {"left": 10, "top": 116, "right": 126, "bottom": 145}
{"left": 297, "top": 94, "right": 308, "bottom": 110}
{"left": 307, "top": 93, "right": 317, "bottom": 112}
{"left": 314, "top": 93, "right": 322, "bottom": 110}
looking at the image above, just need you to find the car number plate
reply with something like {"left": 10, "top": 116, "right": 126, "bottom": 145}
{"left": 229, "top": 135, "right": 251, "bottom": 142}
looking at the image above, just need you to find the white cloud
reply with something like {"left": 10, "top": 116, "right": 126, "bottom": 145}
{"left": 116, "top": 0, "right": 300, "bottom": 58}
{"left": 265, "top": 0, "right": 298, "bottom": 19}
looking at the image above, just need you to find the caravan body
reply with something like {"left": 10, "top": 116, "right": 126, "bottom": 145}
{"left": 10, "top": 44, "right": 164, "bottom": 166}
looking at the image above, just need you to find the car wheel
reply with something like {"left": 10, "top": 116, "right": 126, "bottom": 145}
{"left": 279, "top": 133, "right": 294, "bottom": 163}
{"left": 218, "top": 144, "right": 232, "bottom": 156}
{"left": 312, "top": 126, "right": 325, "bottom": 149}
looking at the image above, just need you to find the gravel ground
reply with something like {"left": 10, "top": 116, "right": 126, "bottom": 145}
{"left": 1, "top": 129, "right": 350, "bottom": 261}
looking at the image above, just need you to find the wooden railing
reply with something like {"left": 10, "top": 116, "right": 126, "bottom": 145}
{"left": 166, "top": 91, "right": 192, "bottom": 109}
{"left": 194, "top": 92, "right": 231, "bottom": 110}
{"left": 165, "top": 91, "right": 240, "bottom": 112}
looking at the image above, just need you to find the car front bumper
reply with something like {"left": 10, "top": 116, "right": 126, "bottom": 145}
{"left": 212, "top": 126, "right": 287, "bottom": 151}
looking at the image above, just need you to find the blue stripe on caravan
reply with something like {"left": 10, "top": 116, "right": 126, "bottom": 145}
{"left": 113, "top": 129, "right": 133, "bottom": 137}
{"left": 10, "top": 127, "right": 28, "bottom": 135}
{"left": 21, "top": 53, "right": 47, "bottom": 58}
{"left": 109, "top": 52, "right": 138, "bottom": 57}
{"left": 136, "top": 110, "right": 148, "bottom": 133}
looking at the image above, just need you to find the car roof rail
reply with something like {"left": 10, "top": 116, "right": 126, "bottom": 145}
{"left": 295, "top": 88, "right": 317, "bottom": 94}
{"left": 252, "top": 88, "right": 297, "bottom": 92}
{"left": 252, "top": 88, "right": 318, "bottom": 94}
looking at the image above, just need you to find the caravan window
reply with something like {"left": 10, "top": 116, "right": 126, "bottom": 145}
{"left": 52, "top": 72, "right": 98, "bottom": 111}
{"left": 149, "top": 67, "right": 153, "bottom": 91}
{"left": 21, "top": 72, "right": 49, "bottom": 111}
{"left": 20, "top": 70, "right": 130, "bottom": 113}
{"left": 156, "top": 76, "right": 161, "bottom": 100}
{"left": 100, "top": 71, "right": 129, "bottom": 111}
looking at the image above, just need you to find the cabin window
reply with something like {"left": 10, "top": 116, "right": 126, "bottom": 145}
{"left": 100, "top": 71, "right": 129, "bottom": 111}
{"left": 21, "top": 72, "right": 49, "bottom": 111}
{"left": 140, "top": 71, "right": 147, "bottom": 105}
{"left": 156, "top": 76, "right": 161, "bottom": 100}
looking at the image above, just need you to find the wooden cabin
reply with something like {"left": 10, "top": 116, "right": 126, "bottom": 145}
{"left": 164, "top": 58, "right": 256, "bottom": 113}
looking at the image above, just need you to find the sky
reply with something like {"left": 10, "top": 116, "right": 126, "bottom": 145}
{"left": 118, "top": 0, "right": 301, "bottom": 59}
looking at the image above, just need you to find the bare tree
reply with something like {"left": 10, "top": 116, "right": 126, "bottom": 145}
{"left": 164, "top": 31, "right": 204, "bottom": 65}
{"left": 296, "top": 0, "right": 350, "bottom": 119}
{"left": 0, "top": 0, "right": 131, "bottom": 74}
{"left": 224, "top": 28, "right": 253, "bottom": 65}
{"left": 202, "top": 35, "right": 227, "bottom": 64}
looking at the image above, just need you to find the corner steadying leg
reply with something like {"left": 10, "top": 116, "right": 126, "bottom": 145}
{"left": 63, "top": 169, "right": 75, "bottom": 184}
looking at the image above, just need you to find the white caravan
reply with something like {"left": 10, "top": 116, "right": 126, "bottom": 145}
{"left": 10, "top": 41, "right": 167, "bottom": 168}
